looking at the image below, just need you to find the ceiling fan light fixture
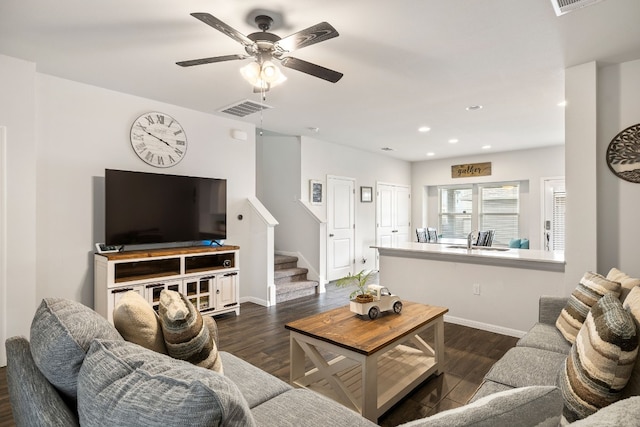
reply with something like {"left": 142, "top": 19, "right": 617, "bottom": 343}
{"left": 240, "top": 60, "right": 287, "bottom": 89}
{"left": 240, "top": 61, "right": 261, "bottom": 83}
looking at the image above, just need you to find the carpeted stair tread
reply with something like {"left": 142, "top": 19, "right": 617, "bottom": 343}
{"left": 273, "top": 255, "right": 318, "bottom": 303}
{"left": 274, "top": 255, "right": 299, "bottom": 271}
{"left": 275, "top": 280, "right": 319, "bottom": 294}
{"left": 274, "top": 268, "right": 308, "bottom": 280}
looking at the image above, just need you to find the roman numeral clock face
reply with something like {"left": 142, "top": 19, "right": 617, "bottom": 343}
{"left": 130, "top": 112, "right": 187, "bottom": 168}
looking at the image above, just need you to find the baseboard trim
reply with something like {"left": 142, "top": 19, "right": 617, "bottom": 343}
{"left": 444, "top": 315, "right": 526, "bottom": 338}
{"left": 239, "top": 296, "right": 268, "bottom": 307}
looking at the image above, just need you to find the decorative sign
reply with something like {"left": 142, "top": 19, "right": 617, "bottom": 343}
{"left": 451, "top": 162, "right": 492, "bottom": 178}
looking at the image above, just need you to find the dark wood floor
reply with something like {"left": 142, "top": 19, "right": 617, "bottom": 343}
{"left": 0, "top": 283, "right": 518, "bottom": 426}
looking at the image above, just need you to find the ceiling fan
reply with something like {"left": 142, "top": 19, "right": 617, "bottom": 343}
{"left": 177, "top": 13, "right": 344, "bottom": 91}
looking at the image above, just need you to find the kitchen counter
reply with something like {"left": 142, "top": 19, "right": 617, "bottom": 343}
{"left": 372, "top": 242, "right": 566, "bottom": 337}
{"left": 372, "top": 242, "right": 565, "bottom": 272}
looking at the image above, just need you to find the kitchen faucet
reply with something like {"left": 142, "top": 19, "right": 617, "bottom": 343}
{"left": 467, "top": 231, "right": 477, "bottom": 249}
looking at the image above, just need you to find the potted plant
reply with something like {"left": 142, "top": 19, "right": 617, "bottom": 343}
{"left": 335, "top": 270, "right": 376, "bottom": 303}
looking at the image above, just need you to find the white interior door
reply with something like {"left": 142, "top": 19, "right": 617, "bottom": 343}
{"left": 377, "top": 184, "right": 395, "bottom": 246}
{"left": 376, "top": 183, "right": 411, "bottom": 268}
{"left": 395, "top": 185, "right": 411, "bottom": 242}
{"left": 327, "top": 176, "right": 355, "bottom": 281}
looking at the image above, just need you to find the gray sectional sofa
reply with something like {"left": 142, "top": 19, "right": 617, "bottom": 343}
{"left": 5, "top": 296, "right": 640, "bottom": 426}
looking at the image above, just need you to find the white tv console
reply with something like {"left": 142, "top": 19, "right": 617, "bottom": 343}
{"left": 94, "top": 245, "right": 240, "bottom": 323}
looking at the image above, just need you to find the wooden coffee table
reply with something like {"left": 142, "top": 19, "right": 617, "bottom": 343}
{"left": 285, "top": 301, "right": 448, "bottom": 422}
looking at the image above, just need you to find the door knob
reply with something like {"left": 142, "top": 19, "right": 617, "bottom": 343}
{"left": 329, "top": 234, "right": 334, "bottom": 237}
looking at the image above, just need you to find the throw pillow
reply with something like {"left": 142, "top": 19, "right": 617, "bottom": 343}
{"left": 607, "top": 267, "right": 640, "bottom": 303}
{"left": 558, "top": 293, "right": 639, "bottom": 422}
{"left": 29, "top": 298, "right": 123, "bottom": 402}
{"left": 113, "top": 290, "right": 167, "bottom": 354}
{"left": 508, "top": 238, "right": 521, "bottom": 248}
{"left": 158, "top": 289, "right": 223, "bottom": 373}
{"left": 556, "top": 271, "right": 621, "bottom": 344}
{"left": 520, "top": 238, "right": 530, "bottom": 249}
{"left": 622, "top": 285, "right": 640, "bottom": 397}
{"left": 397, "top": 386, "right": 562, "bottom": 427}
{"left": 77, "top": 339, "right": 254, "bottom": 427}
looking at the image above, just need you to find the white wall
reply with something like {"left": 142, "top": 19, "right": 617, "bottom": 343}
{"left": 597, "top": 59, "right": 640, "bottom": 277}
{"left": 301, "top": 137, "right": 412, "bottom": 272}
{"left": 0, "top": 55, "right": 38, "bottom": 365}
{"left": 411, "top": 145, "right": 565, "bottom": 250}
{"left": 564, "top": 62, "right": 598, "bottom": 291}
{"left": 0, "top": 55, "right": 261, "bottom": 366}
{"left": 34, "top": 74, "right": 257, "bottom": 305}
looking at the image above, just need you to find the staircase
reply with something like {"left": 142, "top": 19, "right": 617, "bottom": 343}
{"left": 274, "top": 255, "right": 319, "bottom": 303}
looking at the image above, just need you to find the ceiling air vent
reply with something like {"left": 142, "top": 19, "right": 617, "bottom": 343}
{"left": 550, "top": 0, "right": 606, "bottom": 16}
{"left": 218, "top": 99, "right": 273, "bottom": 118}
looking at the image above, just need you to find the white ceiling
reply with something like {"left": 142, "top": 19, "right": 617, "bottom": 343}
{"left": 1, "top": 0, "right": 639, "bottom": 161}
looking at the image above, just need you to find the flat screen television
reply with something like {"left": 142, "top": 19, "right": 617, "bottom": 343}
{"left": 105, "top": 169, "right": 227, "bottom": 247}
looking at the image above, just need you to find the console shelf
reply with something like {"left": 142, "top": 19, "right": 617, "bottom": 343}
{"left": 94, "top": 245, "right": 240, "bottom": 323}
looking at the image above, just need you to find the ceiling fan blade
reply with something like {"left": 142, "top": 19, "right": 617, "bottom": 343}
{"left": 275, "top": 22, "right": 339, "bottom": 53}
{"left": 190, "top": 13, "right": 255, "bottom": 48}
{"left": 280, "top": 57, "right": 343, "bottom": 83}
{"left": 176, "top": 54, "right": 249, "bottom": 67}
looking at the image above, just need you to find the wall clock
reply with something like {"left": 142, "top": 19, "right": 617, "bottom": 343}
{"left": 606, "top": 123, "right": 640, "bottom": 183}
{"left": 130, "top": 112, "right": 187, "bottom": 168}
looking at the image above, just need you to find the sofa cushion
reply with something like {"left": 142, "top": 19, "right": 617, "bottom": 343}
{"left": 5, "top": 336, "right": 79, "bottom": 427}
{"left": 252, "top": 388, "right": 377, "bottom": 427}
{"left": 558, "top": 293, "right": 639, "bottom": 422}
{"left": 483, "top": 347, "right": 567, "bottom": 388}
{"left": 621, "top": 285, "right": 640, "bottom": 397}
{"left": 219, "top": 351, "right": 292, "bottom": 408}
{"left": 158, "top": 289, "right": 222, "bottom": 373}
{"left": 556, "top": 271, "right": 621, "bottom": 344}
{"left": 570, "top": 396, "right": 640, "bottom": 426}
{"left": 607, "top": 267, "right": 640, "bottom": 303}
{"left": 516, "top": 322, "right": 571, "bottom": 354}
{"left": 77, "top": 339, "right": 255, "bottom": 427}
{"left": 29, "top": 298, "right": 123, "bottom": 402}
{"left": 468, "top": 380, "right": 514, "bottom": 403}
{"left": 113, "top": 290, "right": 167, "bottom": 354}
{"left": 399, "top": 386, "right": 562, "bottom": 427}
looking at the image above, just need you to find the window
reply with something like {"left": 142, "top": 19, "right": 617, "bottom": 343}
{"left": 552, "top": 190, "right": 566, "bottom": 251}
{"left": 438, "top": 182, "right": 521, "bottom": 245}
{"left": 479, "top": 184, "right": 519, "bottom": 246}
{"left": 439, "top": 187, "right": 473, "bottom": 239}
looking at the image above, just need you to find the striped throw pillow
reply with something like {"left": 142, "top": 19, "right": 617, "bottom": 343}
{"left": 558, "top": 293, "right": 639, "bottom": 422}
{"left": 158, "top": 290, "right": 223, "bottom": 373}
{"left": 607, "top": 267, "right": 640, "bottom": 303}
{"left": 556, "top": 271, "right": 621, "bottom": 344}
{"left": 622, "top": 285, "right": 640, "bottom": 397}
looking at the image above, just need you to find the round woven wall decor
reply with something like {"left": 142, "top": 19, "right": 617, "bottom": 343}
{"left": 606, "top": 123, "right": 640, "bottom": 183}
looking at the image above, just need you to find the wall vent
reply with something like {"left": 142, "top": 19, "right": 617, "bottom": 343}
{"left": 218, "top": 99, "right": 273, "bottom": 117}
{"left": 550, "top": 0, "right": 606, "bottom": 16}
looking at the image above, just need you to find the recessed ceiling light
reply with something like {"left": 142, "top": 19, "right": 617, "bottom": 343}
{"left": 418, "top": 126, "right": 431, "bottom": 133}
{"left": 558, "top": 100, "right": 567, "bottom": 107}
{"left": 426, "top": 152, "right": 435, "bottom": 157}
{"left": 381, "top": 147, "right": 395, "bottom": 151}
{"left": 448, "top": 139, "right": 458, "bottom": 144}
{"left": 466, "top": 105, "right": 483, "bottom": 111}
{"left": 482, "top": 145, "right": 491, "bottom": 150}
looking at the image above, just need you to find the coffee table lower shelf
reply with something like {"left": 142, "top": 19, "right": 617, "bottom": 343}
{"left": 299, "top": 344, "right": 438, "bottom": 414}
{"left": 289, "top": 320, "right": 444, "bottom": 422}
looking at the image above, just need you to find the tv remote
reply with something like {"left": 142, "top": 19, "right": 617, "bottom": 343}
{"left": 95, "top": 243, "right": 120, "bottom": 253}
